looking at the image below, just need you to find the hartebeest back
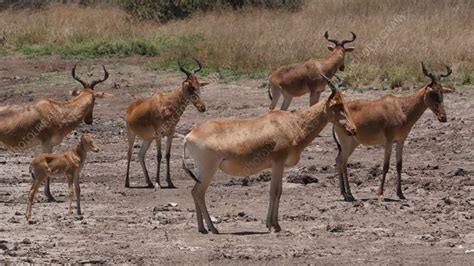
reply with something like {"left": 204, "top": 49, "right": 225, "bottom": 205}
{"left": 125, "top": 58, "right": 209, "bottom": 189}
{"left": 182, "top": 75, "right": 356, "bottom": 234}
{"left": 0, "top": 63, "right": 111, "bottom": 201}
{"left": 333, "top": 63, "right": 452, "bottom": 201}
{"left": 268, "top": 31, "right": 356, "bottom": 110}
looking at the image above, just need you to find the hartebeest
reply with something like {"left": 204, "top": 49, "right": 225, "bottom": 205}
{"left": 182, "top": 75, "right": 356, "bottom": 234}
{"left": 268, "top": 31, "right": 356, "bottom": 110}
{"left": 125, "top": 58, "right": 209, "bottom": 189}
{"left": 26, "top": 133, "right": 100, "bottom": 220}
{"left": 333, "top": 63, "right": 452, "bottom": 202}
{"left": 0, "top": 63, "right": 110, "bottom": 201}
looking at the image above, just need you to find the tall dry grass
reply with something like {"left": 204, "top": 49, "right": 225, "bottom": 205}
{"left": 0, "top": 1, "right": 472, "bottom": 85}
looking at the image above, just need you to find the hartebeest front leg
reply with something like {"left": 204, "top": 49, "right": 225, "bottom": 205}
{"left": 165, "top": 134, "right": 176, "bottom": 188}
{"left": 138, "top": 139, "right": 154, "bottom": 188}
{"left": 378, "top": 141, "right": 393, "bottom": 199}
{"left": 266, "top": 160, "right": 284, "bottom": 232}
{"left": 395, "top": 141, "right": 406, "bottom": 200}
{"left": 42, "top": 145, "right": 56, "bottom": 202}
{"left": 73, "top": 174, "right": 82, "bottom": 215}
{"left": 155, "top": 134, "right": 163, "bottom": 189}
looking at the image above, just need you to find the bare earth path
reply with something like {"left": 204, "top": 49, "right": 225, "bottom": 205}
{"left": 0, "top": 57, "right": 473, "bottom": 264}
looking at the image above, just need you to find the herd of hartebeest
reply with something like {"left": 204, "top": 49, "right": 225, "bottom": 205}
{"left": 0, "top": 31, "right": 453, "bottom": 234}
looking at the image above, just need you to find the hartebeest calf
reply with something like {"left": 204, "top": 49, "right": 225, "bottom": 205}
{"left": 26, "top": 133, "right": 99, "bottom": 220}
{"left": 0, "top": 63, "right": 110, "bottom": 201}
{"left": 125, "top": 58, "right": 209, "bottom": 189}
{"left": 333, "top": 63, "right": 452, "bottom": 201}
{"left": 182, "top": 75, "right": 356, "bottom": 234}
{"left": 268, "top": 31, "right": 356, "bottom": 110}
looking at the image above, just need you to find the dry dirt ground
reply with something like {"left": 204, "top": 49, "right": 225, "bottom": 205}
{"left": 0, "top": 57, "right": 473, "bottom": 264}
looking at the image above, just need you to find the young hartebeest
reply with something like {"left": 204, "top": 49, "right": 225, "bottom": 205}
{"left": 182, "top": 75, "right": 356, "bottom": 234}
{"left": 333, "top": 63, "right": 452, "bottom": 202}
{"left": 268, "top": 31, "right": 356, "bottom": 110}
{"left": 26, "top": 133, "right": 100, "bottom": 220}
{"left": 125, "top": 58, "right": 209, "bottom": 189}
{"left": 0, "top": 63, "right": 111, "bottom": 201}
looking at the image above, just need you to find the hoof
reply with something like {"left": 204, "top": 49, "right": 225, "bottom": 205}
{"left": 125, "top": 183, "right": 130, "bottom": 188}
{"left": 146, "top": 183, "right": 155, "bottom": 189}
{"left": 272, "top": 224, "right": 282, "bottom": 233}
{"left": 46, "top": 197, "right": 57, "bottom": 203}
{"left": 198, "top": 228, "right": 208, "bottom": 234}
{"left": 210, "top": 228, "right": 219, "bottom": 234}
{"left": 344, "top": 194, "right": 355, "bottom": 202}
{"left": 167, "top": 184, "right": 177, "bottom": 189}
{"left": 398, "top": 193, "right": 406, "bottom": 200}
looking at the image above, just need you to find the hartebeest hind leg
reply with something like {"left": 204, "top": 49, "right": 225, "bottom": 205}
{"left": 125, "top": 130, "right": 136, "bottom": 188}
{"left": 378, "top": 141, "right": 393, "bottom": 199}
{"left": 165, "top": 134, "right": 176, "bottom": 188}
{"left": 155, "top": 134, "right": 163, "bottom": 188}
{"left": 269, "top": 83, "right": 282, "bottom": 110}
{"left": 280, "top": 95, "right": 293, "bottom": 111}
{"left": 138, "top": 139, "right": 154, "bottom": 188}
{"left": 26, "top": 173, "right": 44, "bottom": 220}
{"left": 395, "top": 141, "right": 406, "bottom": 200}
{"left": 266, "top": 160, "right": 284, "bottom": 232}
{"left": 74, "top": 174, "right": 82, "bottom": 215}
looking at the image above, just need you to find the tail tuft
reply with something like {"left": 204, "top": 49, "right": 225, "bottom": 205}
{"left": 267, "top": 75, "right": 273, "bottom": 100}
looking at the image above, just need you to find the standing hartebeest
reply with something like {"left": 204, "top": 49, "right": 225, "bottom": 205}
{"left": 0, "top": 63, "right": 111, "bottom": 201}
{"left": 268, "top": 31, "right": 356, "bottom": 110}
{"left": 26, "top": 133, "right": 100, "bottom": 220}
{"left": 333, "top": 63, "right": 452, "bottom": 202}
{"left": 125, "top": 58, "right": 209, "bottom": 189}
{"left": 182, "top": 75, "right": 356, "bottom": 234}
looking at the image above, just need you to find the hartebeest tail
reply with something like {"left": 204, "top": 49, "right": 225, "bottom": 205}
{"left": 268, "top": 31, "right": 356, "bottom": 110}
{"left": 125, "top": 57, "right": 209, "bottom": 189}
{"left": 333, "top": 62, "right": 453, "bottom": 202}
{"left": 183, "top": 74, "right": 356, "bottom": 234}
{"left": 0, "top": 63, "right": 111, "bottom": 202}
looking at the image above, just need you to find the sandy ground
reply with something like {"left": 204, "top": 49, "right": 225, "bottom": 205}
{"left": 0, "top": 57, "right": 473, "bottom": 264}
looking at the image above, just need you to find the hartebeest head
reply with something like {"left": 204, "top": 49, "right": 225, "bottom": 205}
{"left": 421, "top": 62, "right": 452, "bottom": 123}
{"left": 178, "top": 58, "right": 209, "bottom": 113}
{"left": 324, "top": 31, "right": 356, "bottom": 71}
{"left": 321, "top": 74, "right": 356, "bottom": 136}
{"left": 71, "top": 63, "right": 111, "bottom": 124}
{"left": 80, "top": 133, "right": 100, "bottom": 153}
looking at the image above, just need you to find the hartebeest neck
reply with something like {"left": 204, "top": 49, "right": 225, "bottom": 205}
{"left": 57, "top": 93, "right": 94, "bottom": 126}
{"left": 294, "top": 100, "right": 329, "bottom": 147}
{"left": 320, "top": 49, "right": 345, "bottom": 76}
{"left": 166, "top": 86, "right": 190, "bottom": 116}
{"left": 400, "top": 86, "right": 429, "bottom": 128}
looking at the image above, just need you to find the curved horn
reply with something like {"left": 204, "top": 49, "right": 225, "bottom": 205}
{"left": 89, "top": 65, "right": 109, "bottom": 89}
{"left": 440, "top": 64, "right": 452, "bottom": 78}
{"left": 324, "top": 31, "right": 339, "bottom": 46}
{"left": 421, "top": 62, "right": 436, "bottom": 81}
{"left": 341, "top": 31, "right": 357, "bottom": 47}
{"left": 321, "top": 73, "right": 337, "bottom": 99}
{"left": 71, "top": 63, "right": 88, "bottom": 88}
{"left": 192, "top": 57, "right": 202, "bottom": 73}
{"left": 178, "top": 60, "right": 192, "bottom": 77}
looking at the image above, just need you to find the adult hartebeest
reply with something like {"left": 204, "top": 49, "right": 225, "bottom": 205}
{"left": 125, "top": 58, "right": 209, "bottom": 189}
{"left": 26, "top": 133, "right": 100, "bottom": 220}
{"left": 182, "top": 75, "right": 356, "bottom": 234}
{"left": 268, "top": 31, "right": 356, "bottom": 110}
{"left": 0, "top": 63, "right": 111, "bottom": 201}
{"left": 333, "top": 63, "right": 452, "bottom": 201}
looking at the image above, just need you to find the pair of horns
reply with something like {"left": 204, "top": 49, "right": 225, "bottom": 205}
{"left": 421, "top": 62, "right": 452, "bottom": 83}
{"left": 324, "top": 31, "right": 357, "bottom": 47}
{"left": 178, "top": 57, "right": 202, "bottom": 77}
{"left": 72, "top": 63, "right": 109, "bottom": 89}
{"left": 321, "top": 73, "right": 343, "bottom": 99}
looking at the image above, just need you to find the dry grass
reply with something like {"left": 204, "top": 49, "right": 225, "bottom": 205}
{"left": 0, "top": 1, "right": 473, "bottom": 85}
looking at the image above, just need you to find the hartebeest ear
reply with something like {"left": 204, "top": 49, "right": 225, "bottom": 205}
{"left": 199, "top": 82, "right": 210, "bottom": 87}
{"left": 327, "top": 45, "right": 335, "bottom": 51}
{"left": 94, "top": 92, "right": 113, "bottom": 98}
{"left": 71, "top": 89, "right": 81, "bottom": 96}
{"left": 345, "top": 47, "right": 355, "bottom": 52}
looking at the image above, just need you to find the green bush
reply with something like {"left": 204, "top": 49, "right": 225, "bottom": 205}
{"left": 125, "top": 0, "right": 303, "bottom": 22}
